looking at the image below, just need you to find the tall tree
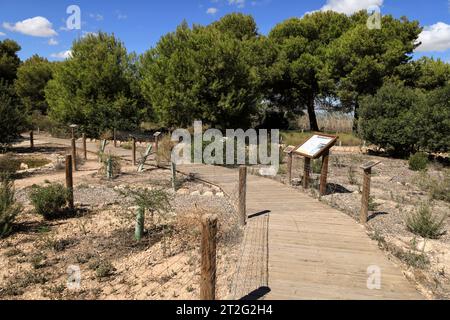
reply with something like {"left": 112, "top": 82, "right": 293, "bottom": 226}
{"left": 325, "top": 13, "right": 421, "bottom": 129}
{"left": 0, "top": 39, "right": 21, "bottom": 84}
{"left": 140, "top": 17, "right": 261, "bottom": 129}
{"left": 268, "top": 11, "right": 352, "bottom": 131}
{"left": 45, "top": 32, "right": 143, "bottom": 137}
{"left": 15, "top": 55, "right": 53, "bottom": 115}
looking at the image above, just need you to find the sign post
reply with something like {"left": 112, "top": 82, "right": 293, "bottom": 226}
{"left": 360, "top": 161, "right": 381, "bottom": 224}
{"left": 292, "top": 134, "right": 338, "bottom": 195}
{"left": 283, "top": 145, "right": 296, "bottom": 185}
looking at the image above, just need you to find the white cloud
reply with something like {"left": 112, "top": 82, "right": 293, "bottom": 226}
{"left": 50, "top": 50, "right": 72, "bottom": 60}
{"left": 89, "top": 13, "right": 104, "bottom": 21}
{"left": 0, "top": 31, "right": 5, "bottom": 36}
{"left": 48, "top": 38, "right": 58, "bottom": 46}
{"left": 206, "top": 7, "right": 218, "bottom": 15}
{"left": 416, "top": 22, "right": 450, "bottom": 52}
{"left": 229, "top": 0, "right": 246, "bottom": 8}
{"left": 318, "top": 0, "right": 383, "bottom": 15}
{"left": 116, "top": 10, "right": 128, "bottom": 20}
{"left": 3, "top": 16, "right": 57, "bottom": 37}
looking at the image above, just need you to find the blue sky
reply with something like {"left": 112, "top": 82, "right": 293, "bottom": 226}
{"left": 1, "top": 0, "right": 450, "bottom": 61}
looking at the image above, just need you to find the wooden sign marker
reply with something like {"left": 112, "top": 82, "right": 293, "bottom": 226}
{"left": 200, "top": 214, "right": 218, "bottom": 300}
{"left": 238, "top": 166, "right": 247, "bottom": 226}
{"left": 82, "top": 133, "right": 87, "bottom": 160}
{"left": 30, "top": 131, "right": 34, "bottom": 149}
{"left": 292, "top": 134, "right": 338, "bottom": 195}
{"left": 171, "top": 161, "right": 177, "bottom": 192}
{"left": 71, "top": 138, "right": 77, "bottom": 171}
{"left": 360, "top": 161, "right": 381, "bottom": 224}
{"left": 283, "top": 145, "right": 296, "bottom": 185}
{"left": 131, "top": 136, "right": 137, "bottom": 166}
{"left": 65, "top": 155, "right": 74, "bottom": 210}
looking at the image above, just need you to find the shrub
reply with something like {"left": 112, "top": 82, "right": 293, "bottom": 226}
{"left": 312, "top": 159, "right": 322, "bottom": 174}
{"left": 0, "top": 176, "right": 22, "bottom": 237}
{"left": 358, "top": 81, "right": 421, "bottom": 156}
{"left": 29, "top": 183, "right": 68, "bottom": 220}
{"left": 409, "top": 152, "right": 428, "bottom": 171}
{"left": 98, "top": 153, "right": 121, "bottom": 178}
{"left": 405, "top": 203, "right": 446, "bottom": 239}
{"left": 0, "top": 154, "right": 19, "bottom": 176}
{"left": 429, "top": 170, "right": 450, "bottom": 203}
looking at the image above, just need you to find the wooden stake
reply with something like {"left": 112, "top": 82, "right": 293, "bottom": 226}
{"left": 287, "top": 152, "right": 293, "bottom": 185}
{"left": 113, "top": 129, "right": 117, "bottom": 148}
{"left": 319, "top": 150, "right": 330, "bottom": 196}
{"left": 303, "top": 158, "right": 311, "bottom": 189}
{"left": 65, "top": 155, "right": 74, "bottom": 210}
{"left": 71, "top": 138, "right": 77, "bottom": 171}
{"left": 238, "top": 166, "right": 247, "bottom": 226}
{"left": 171, "top": 161, "right": 177, "bottom": 192}
{"left": 135, "top": 207, "right": 145, "bottom": 241}
{"left": 200, "top": 214, "right": 218, "bottom": 300}
{"left": 82, "top": 133, "right": 87, "bottom": 160}
{"left": 30, "top": 130, "right": 34, "bottom": 149}
{"left": 132, "top": 137, "right": 136, "bottom": 166}
{"left": 360, "top": 168, "right": 372, "bottom": 224}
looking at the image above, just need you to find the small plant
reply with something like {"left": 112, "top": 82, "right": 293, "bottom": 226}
{"left": 347, "top": 166, "right": 357, "bottom": 185}
{"left": 368, "top": 196, "right": 380, "bottom": 211}
{"left": 405, "top": 203, "right": 446, "bottom": 239}
{"left": 409, "top": 152, "right": 428, "bottom": 171}
{"left": 0, "top": 176, "right": 22, "bottom": 237}
{"left": 29, "top": 183, "right": 68, "bottom": 220}
{"left": 118, "top": 187, "right": 172, "bottom": 241}
{"left": 98, "top": 153, "right": 121, "bottom": 179}
{"left": 312, "top": 159, "right": 322, "bottom": 174}
{"left": 89, "top": 259, "right": 116, "bottom": 278}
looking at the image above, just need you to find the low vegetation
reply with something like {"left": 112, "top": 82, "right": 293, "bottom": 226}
{"left": 29, "top": 183, "right": 69, "bottom": 220}
{"left": 409, "top": 152, "right": 429, "bottom": 171}
{"left": 405, "top": 203, "right": 446, "bottom": 239}
{"left": 0, "top": 176, "right": 22, "bottom": 237}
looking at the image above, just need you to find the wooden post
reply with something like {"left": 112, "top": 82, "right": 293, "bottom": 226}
{"left": 200, "top": 214, "right": 218, "bottom": 300}
{"left": 71, "top": 138, "right": 77, "bottom": 171}
{"left": 360, "top": 168, "right": 372, "bottom": 224}
{"left": 29, "top": 131, "right": 34, "bottom": 149}
{"left": 106, "top": 156, "right": 113, "bottom": 179}
{"left": 171, "top": 161, "right": 177, "bottom": 192}
{"left": 154, "top": 135, "right": 159, "bottom": 155}
{"left": 319, "top": 150, "right": 330, "bottom": 196}
{"left": 132, "top": 137, "right": 136, "bottom": 166}
{"left": 303, "top": 158, "right": 311, "bottom": 189}
{"left": 65, "top": 155, "right": 74, "bottom": 210}
{"left": 82, "top": 133, "right": 87, "bottom": 160}
{"left": 113, "top": 129, "right": 117, "bottom": 148}
{"left": 287, "top": 152, "right": 293, "bottom": 185}
{"left": 238, "top": 166, "right": 247, "bottom": 226}
{"left": 135, "top": 207, "right": 145, "bottom": 241}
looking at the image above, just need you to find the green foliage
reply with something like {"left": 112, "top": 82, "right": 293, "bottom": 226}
{"left": 45, "top": 32, "right": 143, "bottom": 137}
{"left": 268, "top": 11, "right": 352, "bottom": 131}
{"left": 118, "top": 187, "right": 172, "bottom": 225}
{"left": 89, "top": 259, "right": 116, "bottom": 278}
{"left": 0, "top": 176, "right": 22, "bottom": 238}
{"left": 415, "top": 170, "right": 450, "bottom": 203}
{"left": 140, "top": 17, "right": 261, "bottom": 129}
{"left": 0, "top": 80, "right": 25, "bottom": 148}
{"left": 0, "top": 39, "right": 21, "bottom": 83}
{"left": 409, "top": 152, "right": 429, "bottom": 171}
{"left": 29, "top": 183, "right": 68, "bottom": 220}
{"left": 98, "top": 153, "right": 121, "bottom": 178}
{"left": 326, "top": 13, "right": 421, "bottom": 121}
{"left": 14, "top": 55, "right": 53, "bottom": 116}
{"left": 416, "top": 84, "right": 450, "bottom": 153}
{"left": 358, "top": 81, "right": 421, "bottom": 156}
{"left": 406, "top": 203, "right": 446, "bottom": 239}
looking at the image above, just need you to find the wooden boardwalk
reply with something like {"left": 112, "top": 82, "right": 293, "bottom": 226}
{"left": 28, "top": 134, "right": 423, "bottom": 300}
{"left": 178, "top": 165, "right": 423, "bottom": 300}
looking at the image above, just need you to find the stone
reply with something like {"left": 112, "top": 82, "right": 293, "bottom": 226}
{"left": 19, "top": 163, "right": 29, "bottom": 170}
{"left": 190, "top": 191, "right": 201, "bottom": 196}
{"left": 216, "top": 192, "right": 225, "bottom": 198}
{"left": 202, "top": 191, "right": 213, "bottom": 197}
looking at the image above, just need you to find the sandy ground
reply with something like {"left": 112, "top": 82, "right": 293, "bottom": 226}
{"left": 0, "top": 145, "right": 242, "bottom": 300}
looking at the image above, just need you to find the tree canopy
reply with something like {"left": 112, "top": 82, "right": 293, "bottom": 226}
{"left": 45, "top": 32, "right": 143, "bottom": 137}
{"left": 140, "top": 16, "right": 261, "bottom": 129}
{"left": 15, "top": 55, "right": 53, "bottom": 115}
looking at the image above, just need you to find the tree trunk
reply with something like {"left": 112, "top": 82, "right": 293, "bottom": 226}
{"left": 307, "top": 97, "right": 319, "bottom": 132}
{"left": 353, "top": 101, "right": 360, "bottom": 133}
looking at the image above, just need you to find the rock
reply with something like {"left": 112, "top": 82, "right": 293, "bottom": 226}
{"left": 216, "top": 192, "right": 225, "bottom": 198}
{"left": 20, "top": 163, "right": 29, "bottom": 170}
{"left": 190, "top": 191, "right": 201, "bottom": 196}
{"left": 202, "top": 191, "right": 213, "bottom": 197}
{"left": 291, "top": 178, "right": 301, "bottom": 186}
{"left": 177, "top": 188, "right": 189, "bottom": 195}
